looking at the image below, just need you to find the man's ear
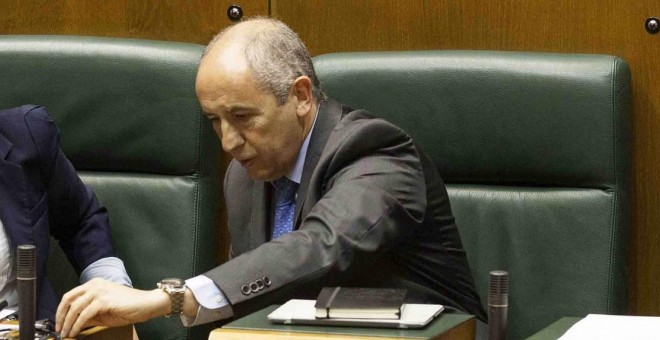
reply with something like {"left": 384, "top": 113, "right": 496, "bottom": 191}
{"left": 291, "top": 76, "right": 313, "bottom": 117}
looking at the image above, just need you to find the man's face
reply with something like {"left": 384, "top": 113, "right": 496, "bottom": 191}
{"left": 196, "top": 51, "right": 306, "bottom": 181}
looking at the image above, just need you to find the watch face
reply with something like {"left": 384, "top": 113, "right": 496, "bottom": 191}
{"left": 158, "top": 278, "right": 185, "bottom": 317}
{"left": 159, "top": 277, "right": 184, "bottom": 288}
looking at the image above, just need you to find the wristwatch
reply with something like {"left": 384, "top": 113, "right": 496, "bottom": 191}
{"left": 157, "top": 278, "right": 186, "bottom": 317}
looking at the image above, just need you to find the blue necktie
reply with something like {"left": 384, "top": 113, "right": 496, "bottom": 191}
{"left": 272, "top": 177, "right": 298, "bottom": 239}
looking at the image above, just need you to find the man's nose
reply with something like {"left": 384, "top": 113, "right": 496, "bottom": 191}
{"left": 221, "top": 123, "right": 244, "bottom": 152}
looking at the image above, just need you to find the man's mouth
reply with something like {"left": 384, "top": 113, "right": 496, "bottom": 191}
{"left": 237, "top": 157, "right": 253, "bottom": 167}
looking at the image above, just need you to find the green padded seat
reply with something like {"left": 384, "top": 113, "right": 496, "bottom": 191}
{"left": 0, "top": 36, "right": 220, "bottom": 339}
{"left": 313, "top": 50, "right": 631, "bottom": 339}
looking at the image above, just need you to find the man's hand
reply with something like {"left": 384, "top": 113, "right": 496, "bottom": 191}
{"left": 56, "top": 278, "right": 170, "bottom": 338}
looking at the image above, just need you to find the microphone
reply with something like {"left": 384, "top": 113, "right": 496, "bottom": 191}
{"left": 489, "top": 270, "right": 508, "bottom": 340}
{"left": 17, "top": 244, "right": 36, "bottom": 340}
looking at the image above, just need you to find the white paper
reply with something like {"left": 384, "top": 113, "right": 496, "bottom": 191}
{"left": 559, "top": 314, "right": 660, "bottom": 340}
{"left": 0, "top": 307, "right": 16, "bottom": 321}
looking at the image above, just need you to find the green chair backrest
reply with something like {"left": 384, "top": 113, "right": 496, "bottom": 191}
{"left": 313, "top": 50, "right": 631, "bottom": 339}
{"left": 0, "top": 36, "right": 220, "bottom": 339}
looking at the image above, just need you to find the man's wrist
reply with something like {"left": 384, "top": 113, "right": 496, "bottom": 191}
{"left": 149, "top": 286, "right": 199, "bottom": 318}
{"left": 157, "top": 278, "right": 186, "bottom": 317}
{"left": 150, "top": 288, "right": 173, "bottom": 318}
{"left": 182, "top": 288, "right": 200, "bottom": 317}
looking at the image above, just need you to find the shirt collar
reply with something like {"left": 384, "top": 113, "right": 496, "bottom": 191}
{"left": 286, "top": 103, "right": 320, "bottom": 184}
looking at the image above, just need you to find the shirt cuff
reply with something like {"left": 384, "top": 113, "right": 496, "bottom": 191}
{"left": 181, "top": 275, "right": 233, "bottom": 326}
{"left": 80, "top": 257, "right": 132, "bottom": 287}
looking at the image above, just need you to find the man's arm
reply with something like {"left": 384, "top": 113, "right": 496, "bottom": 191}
{"left": 55, "top": 278, "right": 200, "bottom": 337}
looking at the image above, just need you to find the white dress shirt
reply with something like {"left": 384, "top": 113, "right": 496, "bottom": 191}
{"left": 0, "top": 218, "right": 18, "bottom": 311}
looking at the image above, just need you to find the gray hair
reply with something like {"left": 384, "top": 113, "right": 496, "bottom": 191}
{"left": 203, "top": 17, "right": 326, "bottom": 106}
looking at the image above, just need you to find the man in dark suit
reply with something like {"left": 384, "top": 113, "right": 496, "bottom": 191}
{"left": 0, "top": 105, "right": 132, "bottom": 320}
{"left": 56, "top": 18, "right": 485, "bottom": 337}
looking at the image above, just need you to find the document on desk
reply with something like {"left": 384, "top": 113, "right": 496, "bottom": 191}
{"left": 268, "top": 299, "right": 443, "bottom": 329}
{"left": 559, "top": 314, "right": 660, "bottom": 340}
{"left": 0, "top": 307, "right": 16, "bottom": 320}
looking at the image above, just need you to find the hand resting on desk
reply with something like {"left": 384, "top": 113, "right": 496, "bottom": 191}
{"left": 55, "top": 278, "right": 174, "bottom": 338}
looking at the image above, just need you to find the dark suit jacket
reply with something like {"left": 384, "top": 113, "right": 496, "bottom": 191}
{"left": 0, "top": 105, "right": 116, "bottom": 320}
{"left": 207, "top": 99, "right": 486, "bottom": 321}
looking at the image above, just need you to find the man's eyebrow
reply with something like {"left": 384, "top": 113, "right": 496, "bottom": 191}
{"left": 201, "top": 105, "right": 256, "bottom": 118}
{"left": 227, "top": 105, "right": 255, "bottom": 113}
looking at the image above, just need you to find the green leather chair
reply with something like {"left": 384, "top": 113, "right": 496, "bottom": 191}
{"left": 313, "top": 51, "right": 631, "bottom": 339}
{"left": 0, "top": 36, "right": 220, "bottom": 339}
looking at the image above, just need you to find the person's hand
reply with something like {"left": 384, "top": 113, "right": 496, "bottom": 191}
{"left": 56, "top": 278, "right": 169, "bottom": 338}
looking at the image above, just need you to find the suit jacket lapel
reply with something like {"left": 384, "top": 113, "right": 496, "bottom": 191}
{"left": 0, "top": 134, "right": 33, "bottom": 247}
{"left": 0, "top": 133, "right": 10, "bottom": 161}
{"left": 293, "top": 99, "right": 343, "bottom": 227}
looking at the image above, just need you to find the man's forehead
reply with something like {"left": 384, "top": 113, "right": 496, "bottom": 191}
{"left": 201, "top": 40, "right": 249, "bottom": 73}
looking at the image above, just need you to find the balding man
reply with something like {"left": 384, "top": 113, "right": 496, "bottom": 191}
{"left": 56, "top": 18, "right": 486, "bottom": 337}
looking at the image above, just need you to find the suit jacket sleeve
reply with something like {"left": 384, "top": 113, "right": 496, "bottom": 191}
{"left": 207, "top": 114, "right": 427, "bottom": 318}
{"left": 24, "top": 106, "right": 116, "bottom": 274}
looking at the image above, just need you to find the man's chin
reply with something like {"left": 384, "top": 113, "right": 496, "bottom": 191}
{"left": 246, "top": 168, "right": 277, "bottom": 182}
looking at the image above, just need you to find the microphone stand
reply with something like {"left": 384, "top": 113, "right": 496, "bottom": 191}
{"left": 17, "top": 245, "right": 36, "bottom": 340}
{"left": 489, "top": 270, "right": 508, "bottom": 340}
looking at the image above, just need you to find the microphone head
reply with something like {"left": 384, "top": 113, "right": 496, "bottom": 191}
{"left": 17, "top": 244, "right": 36, "bottom": 279}
{"left": 489, "top": 270, "right": 509, "bottom": 306}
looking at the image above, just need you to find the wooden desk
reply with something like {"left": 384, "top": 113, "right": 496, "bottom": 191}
{"left": 210, "top": 305, "right": 475, "bottom": 340}
{"left": 0, "top": 322, "right": 132, "bottom": 339}
{"left": 67, "top": 324, "right": 133, "bottom": 340}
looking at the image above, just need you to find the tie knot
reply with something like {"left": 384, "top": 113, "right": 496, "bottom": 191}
{"left": 274, "top": 177, "right": 298, "bottom": 206}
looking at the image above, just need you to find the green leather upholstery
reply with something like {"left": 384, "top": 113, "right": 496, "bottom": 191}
{"left": 313, "top": 50, "right": 631, "bottom": 339}
{"left": 0, "top": 36, "right": 220, "bottom": 339}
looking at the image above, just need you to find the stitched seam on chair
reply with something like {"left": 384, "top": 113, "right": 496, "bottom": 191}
{"left": 186, "top": 106, "right": 203, "bottom": 340}
{"left": 606, "top": 57, "right": 619, "bottom": 313}
{"left": 190, "top": 106, "right": 203, "bottom": 278}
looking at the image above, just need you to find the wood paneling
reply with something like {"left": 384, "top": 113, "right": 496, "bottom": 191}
{"left": 273, "top": 0, "right": 660, "bottom": 316}
{"left": 0, "top": 0, "right": 268, "bottom": 44}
